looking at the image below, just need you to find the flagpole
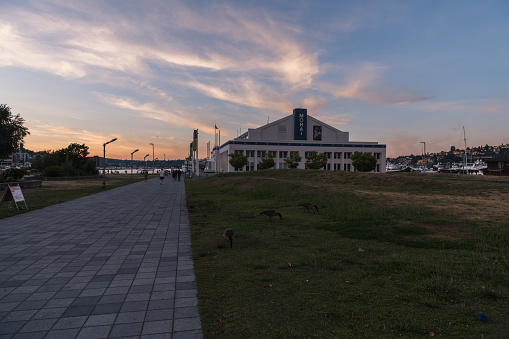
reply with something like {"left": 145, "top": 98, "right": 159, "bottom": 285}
{"left": 214, "top": 124, "right": 217, "bottom": 173}
{"left": 217, "top": 130, "right": 221, "bottom": 170}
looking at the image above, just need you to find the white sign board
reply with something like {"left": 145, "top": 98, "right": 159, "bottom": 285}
{"left": 9, "top": 186, "right": 25, "bottom": 203}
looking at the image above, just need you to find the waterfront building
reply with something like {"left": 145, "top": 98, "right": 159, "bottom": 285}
{"left": 214, "top": 108, "right": 386, "bottom": 173}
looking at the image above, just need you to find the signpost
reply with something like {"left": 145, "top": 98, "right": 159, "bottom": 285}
{"left": 0, "top": 185, "right": 28, "bottom": 211}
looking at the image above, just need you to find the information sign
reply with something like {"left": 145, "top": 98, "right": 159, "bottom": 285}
{"left": 0, "top": 185, "right": 28, "bottom": 210}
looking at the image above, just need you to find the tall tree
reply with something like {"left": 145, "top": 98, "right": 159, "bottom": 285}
{"left": 0, "top": 104, "right": 30, "bottom": 159}
{"left": 305, "top": 151, "right": 328, "bottom": 169}
{"left": 351, "top": 151, "right": 377, "bottom": 172}
{"left": 257, "top": 153, "right": 275, "bottom": 170}
{"left": 228, "top": 152, "right": 248, "bottom": 171}
{"left": 284, "top": 151, "right": 302, "bottom": 169}
{"left": 31, "top": 143, "right": 98, "bottom": 176}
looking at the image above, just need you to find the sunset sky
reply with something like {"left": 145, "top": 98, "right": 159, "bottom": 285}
{"left": 1, "top": 0, "right": 508, "bottom": 160}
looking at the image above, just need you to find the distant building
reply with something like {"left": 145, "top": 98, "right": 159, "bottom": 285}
{"left": 89, "top": 156, "right": 103, "bottom": 169}
{"left": 0, "top": 157, "right": 13, "bottom": 168}
{"left": 483, "top": 156, "right": 509, "bottom": 176}
{"left": 12, "top": 151, "right": 32, "bottom": 166}
{"left": 214, "top": 108, "right": 386, "bottom": 173}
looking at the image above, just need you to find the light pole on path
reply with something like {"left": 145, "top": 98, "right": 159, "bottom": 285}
{"left": 144, "top": 154, "right": 149, "bottom": 170}
{"left": 131, "top": 149, "right": 139, "bottom": 181}
{"left": 102, "top": 138, "right": 117, "bottom": 189}
{"left": 149, "top": 143, "right": 155, "bottom": 174}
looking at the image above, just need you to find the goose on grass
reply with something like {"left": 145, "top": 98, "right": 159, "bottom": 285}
{"left": 223, "top": 228, "right": 234, "bottom": 248}
{"left": 260, "top": 210, "right": 282, "bottom": 222}
{"left": 298, "top": 202, "right": 318, "bottom": 213}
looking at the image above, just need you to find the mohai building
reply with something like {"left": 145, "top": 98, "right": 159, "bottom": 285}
{"left": 215, "top": 108, "right": 386, "bottom": 173}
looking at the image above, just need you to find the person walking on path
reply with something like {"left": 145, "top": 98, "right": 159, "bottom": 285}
{"left": 159, "top": 168, "right": 165, "bottom": 184}
{"left": 172, "top": 170, "right": 177, "bottom": 181}
{"left": 144, "top": 170, "right": 148, "bottom": 182}
{"left": 177, "top": 169, "right": 182, "bottom": 181}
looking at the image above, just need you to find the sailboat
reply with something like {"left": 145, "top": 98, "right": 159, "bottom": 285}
{"left": 459, "top": 127, "right": 486, "bottom": 175}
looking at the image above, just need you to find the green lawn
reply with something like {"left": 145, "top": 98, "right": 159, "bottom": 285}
{"left": 0, "top": 175, "right": 146, "bottom": 220}
{"left": 185, "top": 170, "right": 509, "bottom": 338}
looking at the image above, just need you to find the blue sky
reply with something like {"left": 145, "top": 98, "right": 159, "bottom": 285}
{"left": 1, "top": 0, "right": 508, "bottom": 160}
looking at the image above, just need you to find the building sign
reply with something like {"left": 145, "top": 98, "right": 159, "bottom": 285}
{"left": 313, "top": 126, "right": 322, "bottom": 141}
{"left": 293, "top": 108, "right": 307, "bottom": 140}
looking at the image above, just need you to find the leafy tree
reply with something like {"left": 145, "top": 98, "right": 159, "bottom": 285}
{"left": 284, "top": 151, "right": 302, "bottom": 169}
{"left": 0, "top": 104, "right": 30, "bottom": 159}
{"left": 351, "top": 151, "right": 377, "bottom": 172}
{"left": 31, "top": 143, "right": 98, "bottom": 176}
{"left": 305, "top": 151, "right": 328, "bottom": 169}
{"left": 257, "top": 153, "right": 275, "bottom": 170}
{"left": 229, "top": 152, "right": 248, "bottom": 171}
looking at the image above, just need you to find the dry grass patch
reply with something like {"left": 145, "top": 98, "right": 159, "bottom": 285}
{"left": 393, "top": 221, "right": 468, "bottom": 241}
{"left": 358, "top": 189, "right": 509, "bottom": 222}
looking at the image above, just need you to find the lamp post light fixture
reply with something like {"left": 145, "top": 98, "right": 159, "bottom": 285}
{"left": 131, "top": 149, "right": 139, "bottom": 181}
{"left": 144, "top": 154, "right": 149, "bottom": 170}
{"left": 102, "top": 138, "right": 117, "bottom": 189}
{"left": 149, "top": 142, "right": 155, "bottom": 174}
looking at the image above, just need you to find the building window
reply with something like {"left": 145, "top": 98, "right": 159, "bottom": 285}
{"left": 325, "top": 152, "right": 331, "bottom": 159}
{"left": 374, "top": 153, "right": 381, "bottom": 159}
{"left": 326, "top": 163, "right": 331, "bottom": 171}
{"left": 344, "top": 152, "right": 351, "bottom": 159}
{"left": 268, "top": 151, "right": 277, "bottom": 157}
{"left": 246, "top": 150, "right": 255, "bottom": 157}
{"left": 246, "top": 162, "right": 255, "bottom": 171}
{"left": 234, "top": 150, "right": 244, "bottom": 155}
{"left": 279, "top": 163, "right": 288, "bottom": 169}
{"left": 257, "top": 150, "right": 266, "bottom": 158}
{"left": 279, "top": 151, "right": 288, "bottom": 158}
{"left": 334, "top": 152, "right": 342, "bottom": 159}
{"left": 344, "top": 163, "right": 351, "bottom": 171}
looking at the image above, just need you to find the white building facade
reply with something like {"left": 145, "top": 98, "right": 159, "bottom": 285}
{"left": 215, "top": 108, "right": 386, "bottom": 173}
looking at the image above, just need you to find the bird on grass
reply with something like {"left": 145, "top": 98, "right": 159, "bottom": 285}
{"left": 223, "top": 228, "right": 234, "bottom": 248}
{"left": 298, "top": 202, "right": 318, "bottom": 213}
{"left": 260, "top": 210, "right": 282, "bottom": 222}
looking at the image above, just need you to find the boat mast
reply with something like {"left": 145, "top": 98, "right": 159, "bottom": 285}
{"left": 463, "top": 126, "right": 467, "bottom": 172}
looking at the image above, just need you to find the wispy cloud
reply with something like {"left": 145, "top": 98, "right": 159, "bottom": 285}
{"left": 97, "top": 94, "right": 215, "bottom": 135}
{"left": 326, "top": 63, "right": 432, "bottom": 104}
{"left": 26, "top": 121, "right": 111, "bottom": 151}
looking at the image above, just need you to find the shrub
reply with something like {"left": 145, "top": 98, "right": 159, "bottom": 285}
{"left": 0, "top": 168, "right": 26, "bottom": 182}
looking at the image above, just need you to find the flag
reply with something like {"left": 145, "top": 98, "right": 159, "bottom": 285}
{"left": 215, "top": 124, "right": 218, "bottom": 129}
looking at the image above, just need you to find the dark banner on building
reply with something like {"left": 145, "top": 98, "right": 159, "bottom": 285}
{"left": 313, "top": 126, "right": 322, "bottom": 141}
{"left": 293, "top": 108, "right": 307, "bottom": 140}
{"left": 193, "top": 129, "right": 198, "bottom": 151}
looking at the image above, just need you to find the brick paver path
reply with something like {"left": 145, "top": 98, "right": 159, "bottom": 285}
{"left": 0, "top": 177, "right": 202, "bottom": 338}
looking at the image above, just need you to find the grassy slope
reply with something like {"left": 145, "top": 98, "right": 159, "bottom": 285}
{"left": 186, "top": 170, "right": 509, "bottom": 338}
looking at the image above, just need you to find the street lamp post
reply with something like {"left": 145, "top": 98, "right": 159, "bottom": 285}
{"left": 131, "top": 149, "right": 139, "bottom": 181}
{"left": 149, "top": 143, "right": 155, "bottom": 174}
{"left": 144, "top": 154, "right": 149, "bottom": 170}
{"left": 102, "top": 138, "right": 117, "bottom": 189}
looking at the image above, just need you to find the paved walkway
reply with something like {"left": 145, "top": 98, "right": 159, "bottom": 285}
{"left": 0, "top": 177, "right": 202, "bottom": 338}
